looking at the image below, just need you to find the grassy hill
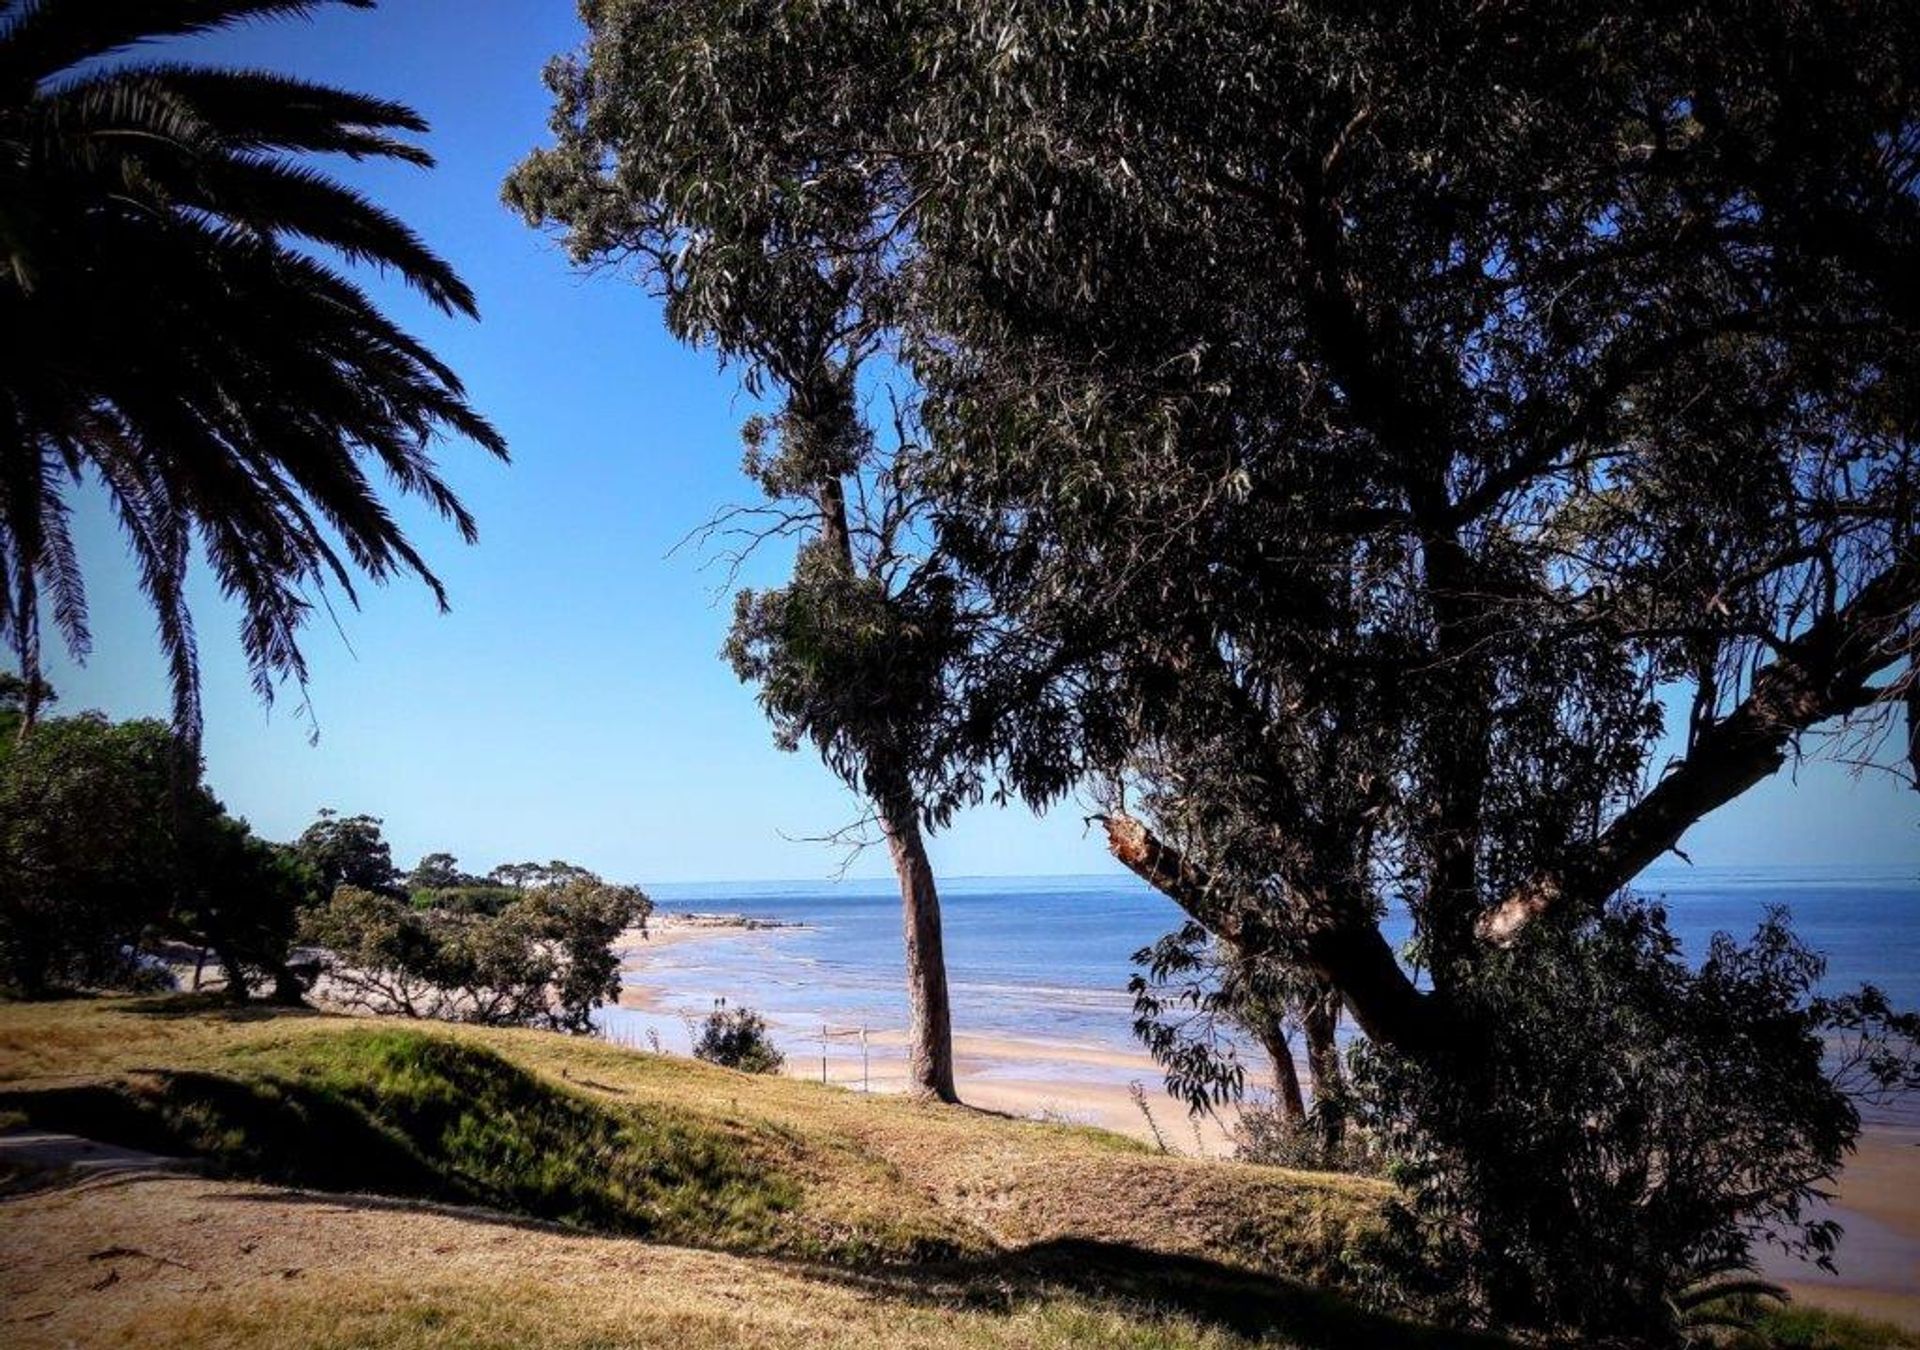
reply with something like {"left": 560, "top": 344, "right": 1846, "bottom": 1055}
{"left": 0, "top": 997, "right": 1911, "bottom": 1349}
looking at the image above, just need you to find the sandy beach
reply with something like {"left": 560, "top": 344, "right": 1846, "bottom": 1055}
{"left": 610, "top": 913, "right": 1225, "bottom": 1143}
{"left": 610, "top": 915, "right": 1920, "bottom": 1329}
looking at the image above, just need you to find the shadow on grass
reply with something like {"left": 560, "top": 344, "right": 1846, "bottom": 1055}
{"left": 117, "top": 992, "right": 323, "bottom": 1022}
{"left": 0, "top": 1027, "right": 798, "bottom": 1248}
{"left": 791, "top": 1237, "right": 1506, "bottom": 1350}
{"left": 0, "top": 1022, "right": 1500, "bottom": 1349}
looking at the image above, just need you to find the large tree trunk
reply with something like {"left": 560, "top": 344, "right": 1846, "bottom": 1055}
{"left": 879, "top": 793, "right": 959, "bottom": 1103}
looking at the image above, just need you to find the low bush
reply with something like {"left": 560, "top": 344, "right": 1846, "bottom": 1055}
{"left": 1232, "top": 1096, "right": 1380, "bottom": 1175}
{"left": 1351, "top": 901, "right": 1920, "bottom": 1345}
{"left": 692, "top": 1002, "right": 784, "bottom": 1074}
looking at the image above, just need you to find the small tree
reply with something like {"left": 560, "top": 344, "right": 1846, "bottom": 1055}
{"left": 302, "top": 869, "right": 648, "bottom": 1033}
{"left": 692, "top": 1002, "right": 785, "bottom": 1075}
{"left": 405, "top": 851, "right": 474, "bottom": 893}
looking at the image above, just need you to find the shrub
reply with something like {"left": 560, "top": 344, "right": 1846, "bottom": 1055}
{"left": 1232, "top": 1095, "right": 1379, "bottom": 1176}
{"left": 1351, "top": 900, "right": 1920, "bottom": 1345}
{"left": 692, "top": 1002, "right": 785, "bottom": 1074}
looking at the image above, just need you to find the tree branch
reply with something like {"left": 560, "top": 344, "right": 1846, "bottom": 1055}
{"left": 1479, "top": 548, "right": 1920, "bottom": 944}
{"left": 1103, "top": 812, "right": 1438, "bottom": 1054}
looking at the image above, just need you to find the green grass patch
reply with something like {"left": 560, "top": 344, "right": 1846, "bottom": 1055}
{"left": 0, "top": 1026, "right": 802, "bottom": 1250}
{"left": 1738, "top": 1303, "right": 1920, "bottom": 1349}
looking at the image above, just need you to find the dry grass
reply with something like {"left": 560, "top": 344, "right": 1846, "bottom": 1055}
{"left": 0, "top": 997, "right": 1459, "bottom": 1349}
{"left": 0, "top": 995, "right": 1387, "bottom": 1278}
{"left": 0, "top": 1171, "right": 1257, "bottom": 1350}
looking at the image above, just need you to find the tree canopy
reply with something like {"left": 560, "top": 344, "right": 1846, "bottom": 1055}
{"left": 0, "top": 687, "right": 311, "bottom": 998}
{"left": 502, "top": 1, "right": 1920, "bottom": 1336}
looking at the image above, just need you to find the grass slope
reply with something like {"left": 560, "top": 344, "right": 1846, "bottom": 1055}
{"left": 1, "top": 996, "right": 1914, "bottom": 1349}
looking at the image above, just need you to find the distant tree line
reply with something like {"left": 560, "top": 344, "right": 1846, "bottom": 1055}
{"left": 0, "top": 679, "right": 648, "bottom": 1032}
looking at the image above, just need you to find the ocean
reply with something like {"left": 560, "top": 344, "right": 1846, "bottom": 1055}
{"left": 599, "top": 864, "right": 1920, "bottom": 1119}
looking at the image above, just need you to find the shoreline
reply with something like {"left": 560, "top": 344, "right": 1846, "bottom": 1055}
{"left": 609, "top": 917, "right": 1920, "bottom": 1329}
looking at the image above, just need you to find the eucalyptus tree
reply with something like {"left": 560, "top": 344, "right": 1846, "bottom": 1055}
{"left": 0, "top": 0, "right": 505, "bottom": 743}
{"left": 516, "top": 0, "right": 1920, "bottom": 1335}
{"left": 506, "top": 1, "right": 978, "bottom": 1100}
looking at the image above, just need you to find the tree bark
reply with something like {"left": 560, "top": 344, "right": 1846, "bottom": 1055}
{"left": 1301, "top": 989, "right": 1344, "bottom": 1144}
{"left": 880, "top": 791, "right": 958, "bottom": 1103}
{"left": 1254, "top": 1017, "right": 1307, "bottom": 1124}
{"left": 1104, "top": 812, "right": 1440, "bottom": 1057}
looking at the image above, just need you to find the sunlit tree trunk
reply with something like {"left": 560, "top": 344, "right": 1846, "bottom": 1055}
{"left": 880, "top": 790, "right": 958, "bottom": 1102}
{"left": 816, "top": 472, "right": 959, "bottom": 1104}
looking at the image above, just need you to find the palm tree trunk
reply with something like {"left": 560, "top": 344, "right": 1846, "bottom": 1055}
{"left": 878, "top": 784, "right": 958, "bottom": 1103}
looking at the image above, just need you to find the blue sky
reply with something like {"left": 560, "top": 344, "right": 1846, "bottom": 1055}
{"left": 40, "top": 1, "right": 1920, "bottom": 885}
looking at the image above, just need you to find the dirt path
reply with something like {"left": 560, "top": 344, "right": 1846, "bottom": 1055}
{"left": 0, "top": 1170, "right": 996, "bottom": 1349}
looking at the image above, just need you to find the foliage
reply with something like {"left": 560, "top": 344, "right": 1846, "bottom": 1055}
{"left": 165, "top": 808, "right": 317, "bottom": 1003}
{"left": 302, "top": 871, "right": 648, "bottom": 1033}
{"left": 293, "top": 809, "right": 401, "bottom": 899}
{"left": 0, "top": 0, "right": 505, "bottom": 742}
{"left": 1349, "top": 902, "right": 1920, "bottom": 1344}
{"left": 489, "top": 859, "right": 598, "bottom": 891}
{"left": 404, "top": 851, "right": 478, "bottom": 893}
{"left": 0, "top": 701, "right": 310, "bottom": 998}
{"left": 506, "top": 2, "right": 1920, "bottom": 1333}
{"left": 1129, "top": 923, "right": 1254, "bottom": 1111}
{"left": 0, "top": 711, "right": 176, "bottom": 994}
{"left": 411, "top": 884, "right": 519, "bottom": 916}
{"left": 692, "top": 1002, "right": 785, "bottom": 1075}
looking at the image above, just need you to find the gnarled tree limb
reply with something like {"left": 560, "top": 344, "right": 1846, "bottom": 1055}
{"left": 1104, "top": 812, "right": 1438, "bottom": 1054}
{"left": 1480, "top": 549, "right": 1920, "bottom": 945}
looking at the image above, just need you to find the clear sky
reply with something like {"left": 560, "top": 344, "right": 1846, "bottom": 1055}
{"left": 40, "top": 2, "right": 1920, "bottom": 885}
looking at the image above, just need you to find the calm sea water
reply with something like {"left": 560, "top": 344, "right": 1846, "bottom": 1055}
{"left": 601, "top": 864, "right": 1920, "bottom": 1118}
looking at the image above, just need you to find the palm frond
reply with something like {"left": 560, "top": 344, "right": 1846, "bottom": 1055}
{"left": 0, "top": 0, "right": 501, "bottom": 745}
{"left": 0, "top": 1, "right": 370, "bottom": 86}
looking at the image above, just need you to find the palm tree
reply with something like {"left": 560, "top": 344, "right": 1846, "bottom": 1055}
{"left": 0, "top": 0, "right": 506, "bottom": 742}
